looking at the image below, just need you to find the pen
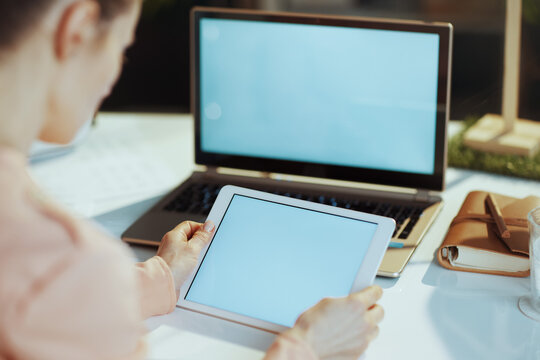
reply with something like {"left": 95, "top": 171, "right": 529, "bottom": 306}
{"left": 485, "top": 193, "right": 511, "bottom": 239}
{"left": 388, "top": 242, "right": 417, "bottom": 249}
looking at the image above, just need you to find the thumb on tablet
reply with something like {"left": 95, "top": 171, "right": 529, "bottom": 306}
{"left": 189, "top": 220, "right": 215, "bottom": 253}
{"left": 156, "top": 220, "right": 216, "bottom": 295}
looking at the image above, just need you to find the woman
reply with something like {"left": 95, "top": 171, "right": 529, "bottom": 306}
{"left": 0, "top": 1, "right": 384, "bottom": 359}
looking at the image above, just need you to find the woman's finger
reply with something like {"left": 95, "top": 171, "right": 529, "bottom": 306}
{"left": 349, "top": 285, "right": 383, "bottom": 308}
{"left": 188, "top": 221, "right": 215, "bottom": 253}
{"left": 169, "top": 221, "right": 204, "bottom": 238}
{"left": 163, "top": 221, "right": 203, "bottom": 245}
{"left": 367, "top": 326, "right": 380, "bottom": 342}
{"left": 364, "top": 304, "right": 384, "bottom": 324}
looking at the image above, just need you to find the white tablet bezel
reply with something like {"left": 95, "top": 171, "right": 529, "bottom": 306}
{"left": 177, "top": 185, "right": 395, "bottom": 334}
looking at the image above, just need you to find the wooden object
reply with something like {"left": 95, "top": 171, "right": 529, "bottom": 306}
{"left": 486, "top": 193, "right": 511, "bottom": 239}
{"left": 463, "top": 0, "right": 540, "bottom": 157}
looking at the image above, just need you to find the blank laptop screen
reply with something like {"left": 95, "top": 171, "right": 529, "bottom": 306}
{"left": 199, "top": 18, "right": 440, "bottom": 175}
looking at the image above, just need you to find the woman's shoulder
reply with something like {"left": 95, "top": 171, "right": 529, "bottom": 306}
{"left": 0, "top": 148, "right": 74, "bottom": 250}
{"left": 0, "top": 150, "right": 135, "bottom": 313}
{"left": 0, "top": 146, "right": 28, "bottom": 200}
{"left": 0, "top": 178, "right": 133, "bottom": 280}
{"left": 0, "top": 146, "right": 129, "bottom": 253}
{"left": 0, "top": 146, "right": 26, "bottom": 167}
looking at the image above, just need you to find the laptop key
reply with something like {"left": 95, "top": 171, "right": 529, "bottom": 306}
{"left": 381, "top": 204, "right": 393, "bottom": 217}
{"left": 373, "top": 203, "right": 390, "bottom": 216}
{"left": 387, "top": 205, "right": 403, "bottom": 220}
{"left": 359, "top": 201, "right": 378, "bottom": 213}
{"left": 392, "top": 225, "right": 401, "bottom": 238}
{"left": 398, "top": 208, "right": 423, "bottom": 239}
{"left": 175, "top": 202, "right": 190, "bottom": 212}
{"left": 201, "top": 203, "right": 212, "bottom": 215}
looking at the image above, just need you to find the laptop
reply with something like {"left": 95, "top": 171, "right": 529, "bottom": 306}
{"left": 122, "top": 7, "right": 453, "bottom": 278}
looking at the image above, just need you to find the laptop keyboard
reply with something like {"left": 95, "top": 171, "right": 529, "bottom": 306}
{"left": 163, "top": 183, "right": 426, "bottom": 240}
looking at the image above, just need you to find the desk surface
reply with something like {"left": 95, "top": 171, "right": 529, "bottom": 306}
{"left": 30, "top": 113, "right": 540, "bottom": 360}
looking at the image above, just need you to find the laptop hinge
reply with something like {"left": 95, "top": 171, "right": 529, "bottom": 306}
{"left": 206, "top": 166, "right": 218, "bottom": 175}
{"left": 414, "top": 189, "right": 430, "bottom": 202}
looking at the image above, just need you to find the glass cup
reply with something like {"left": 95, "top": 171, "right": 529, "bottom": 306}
{"left": 519, "top": 206, "right": 540, "bottom": 321}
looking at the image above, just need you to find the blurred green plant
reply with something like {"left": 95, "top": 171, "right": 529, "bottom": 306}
{"left": 142, "top": 0, "right": 177, "bottom": 19}
{"left": 524, "top": 0, "right": 540, "bottom": 25}
{"left": 448, "top": 117, "right": 540, "bottom": 180}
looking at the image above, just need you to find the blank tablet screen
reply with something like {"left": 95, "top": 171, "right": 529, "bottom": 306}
{"left": 185, "top": 194, "right": 378, "bottom": 327}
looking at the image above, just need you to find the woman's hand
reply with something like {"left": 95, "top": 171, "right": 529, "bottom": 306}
{"left": 157, "top": 220, "right": 215, "bottom": 295}
{"left": 267, "top": 286, "right": 384, "bottom": 360}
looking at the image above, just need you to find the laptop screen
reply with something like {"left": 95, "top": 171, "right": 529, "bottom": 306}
{"left": 200, "top": 18, "right": 439, "bottom": 175}
{"left": 193, "top": 9, "right": 452, "bottom": 191}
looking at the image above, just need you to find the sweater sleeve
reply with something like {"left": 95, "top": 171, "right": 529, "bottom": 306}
{"left": 135, "top": 256, "right": 177, "bottom": 319}
{"left": 4, "top": 247, "right": 147, "bottom": 360}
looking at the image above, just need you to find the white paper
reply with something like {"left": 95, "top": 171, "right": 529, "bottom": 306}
{"left": 29, "top": 118, "right": 190, "bottom": 217}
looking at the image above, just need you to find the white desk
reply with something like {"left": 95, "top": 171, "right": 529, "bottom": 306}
{"left": 30, "top": 113, "right": 540, "bottom": 360}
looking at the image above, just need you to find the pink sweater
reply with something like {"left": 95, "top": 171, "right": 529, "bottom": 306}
{"left": 0, "top": 147, "right": 176, "bottom": 359}
{"left": 0, "top": 147, "right": 316, "bottom": 360}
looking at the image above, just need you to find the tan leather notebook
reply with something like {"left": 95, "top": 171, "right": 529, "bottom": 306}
{"left": 437, "top": 191, "right": 540, "bottom": 277}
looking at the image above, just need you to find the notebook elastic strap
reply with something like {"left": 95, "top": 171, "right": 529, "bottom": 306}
{"left": 451, "top": 214, "right": 528, "bottom": 228}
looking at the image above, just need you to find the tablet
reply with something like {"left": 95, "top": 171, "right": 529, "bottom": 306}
{"left": 178, "top": 185, "right": 395, "bottom": 333}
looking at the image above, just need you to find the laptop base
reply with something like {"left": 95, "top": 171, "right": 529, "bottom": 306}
{"left": 122, "top": 171, "right": 442, "bottom": 278}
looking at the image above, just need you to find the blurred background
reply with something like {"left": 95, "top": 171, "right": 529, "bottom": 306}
{"left": 101, "top": 0, "right": 540, "bottom": 122}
